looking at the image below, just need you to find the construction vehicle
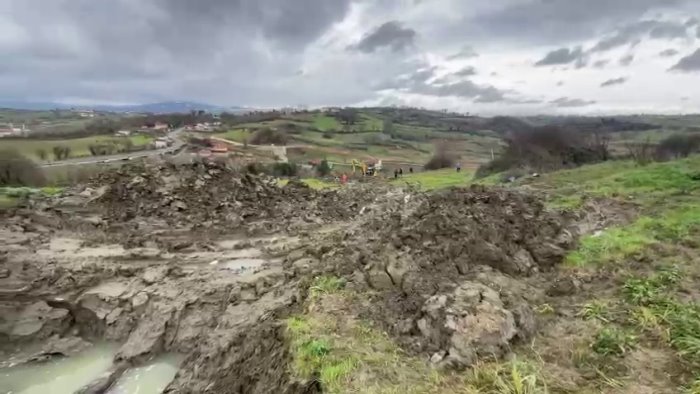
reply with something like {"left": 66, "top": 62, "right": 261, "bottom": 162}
{"left": 351, "top": 159, "right": 382, "bottom": 176}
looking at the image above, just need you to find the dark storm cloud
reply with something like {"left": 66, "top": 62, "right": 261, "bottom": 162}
{"left": 600, "top": 77, "right": 628, "bottom": 87}
{"left": 550, "top": 97, "right": 596, "bottom": 107}
{"left": 535, "top": 47, "right": 584, "bottom": 66}
{"left": 353, "top": 21, "right": 417, "bottom": 53}
{"left": 670, "top": 49, "right": 700, "bottom": 72}
{"left": 619, "top": 54, "right": 635, "bottom": 66}
{"left": 686, "top": 17, "right": 699, "bottom": 27}
{"left": 659, "top": 48, "right": 680, "bottom": 57}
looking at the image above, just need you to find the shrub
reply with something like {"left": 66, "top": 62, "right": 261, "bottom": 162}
{"left": 316, "top": 160, "right": 331, "bottom": 176}
{"left": 476, "top": 126, "right": 608, "bottom": 178}
{"left": 322, "top": 131, "right": 334, "bottom": 140}
{"left": 656, "top": 134, "right": 700, "bottom": 160}
{"left": 0, "top": 150, "right": 46, "bottom": 187}
{"left": 271, "top": 162, "right": 298, "bottom": 177}
{"left": 248, "top": 128, "right": 289, "bottom": 145}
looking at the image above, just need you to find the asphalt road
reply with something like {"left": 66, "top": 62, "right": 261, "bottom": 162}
{"left": 40, "top": 128, "right": 186, "bottom": 168}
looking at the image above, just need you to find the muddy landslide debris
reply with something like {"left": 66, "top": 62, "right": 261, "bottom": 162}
{"left": 0, "top": 162, "right": 580, "bottom": 392}
{"left": 291, "top": 185, "right": 575, "bottom": 368}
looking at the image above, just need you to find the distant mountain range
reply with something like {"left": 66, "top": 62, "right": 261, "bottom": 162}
{"left": 0, "top": 100, "right": 249, "bottom": 114}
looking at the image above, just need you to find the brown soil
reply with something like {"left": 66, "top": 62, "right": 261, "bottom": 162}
{"left": 0, "top": 161, "right": 610, "bottom": 393}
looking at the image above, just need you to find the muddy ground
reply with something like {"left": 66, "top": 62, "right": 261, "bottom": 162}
{"left": 0, "top": 161, "right": 610, "bottom": 393}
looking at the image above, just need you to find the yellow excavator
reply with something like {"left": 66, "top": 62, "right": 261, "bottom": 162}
{"left": 351, "top": 159, "right": 382, "bottom": 176}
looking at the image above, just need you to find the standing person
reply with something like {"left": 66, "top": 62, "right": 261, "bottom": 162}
{"left": 399, "top": 168, "right": 403, "bottom": 177}
{"left": 409, "top": 167, "right": 413, "bottom": 174}
{"left": 456, "top": 162, "right": 462, "bottom": 173}
{"left": 341, "top": 173, "right": 348, "bottom": 185}
{"left": 394, "top": 169, "right": 398, "bottom": 179}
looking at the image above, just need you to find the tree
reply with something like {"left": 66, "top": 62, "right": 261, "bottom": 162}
{"left": 316, "top": 159, "right": 331, "bottom": 176}
{"left": 336, "top": 108, "right": 358, "bottom": 125}
{"left": 36, "top": 149, "right": 47, "bottom": 161}
{"left": 656, "top": 134, "right": 700, "bottom": 159}
{"left": 382, "top": 118, "right": 394, "bottom": 136}
{"left": 0, "top": 150, "right": 46, "bottom": 186}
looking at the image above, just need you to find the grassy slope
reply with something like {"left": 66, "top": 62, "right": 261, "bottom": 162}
{"left": 3, "top": 134, "right": 154, "bottom": 161}
{"left": 287, "top": 156, "right": 700, "bottom": 393}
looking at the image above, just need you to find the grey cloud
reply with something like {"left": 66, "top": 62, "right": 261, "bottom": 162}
{"left": 408, "top": 80, "right": 508, "bottom": 103}
{"left": 535, "top": 47, "right": 584, "bottom": 66}
{"left": 550, "top": 97, "right": 596, "bottom": 107}
{"left": 593, "top": 59, "right": 610, "bottom": 68}
{"left": 557, "top": 81, "right": 565, "bottom": 86}
{"left": 670, "top": 49, "right": 700, "bottom": 72}
{"left": 353, "top": 21, "right": 417, "bottom": 53}
{"left": 697, "top": 26, "right": 700, "bottom": 38}
{"left": 473, "top": 0, "right": 682, "bottom": 44}
{"left": 659, "top": 48, "right": 680, "bottom": 57}
{"left": 601, "top": 77, "right": 628, "bottom": 87}
{"left": 619, "top": 54, "right": 635, "bottom": 66}
{"left": 453, "top": 66, "right": 477, "bottom": 77}
{"left": 447, "top": 46, "right": 478, "bottom": 60}
{"left": 592, "top": 19, "right": 690, "bottom": 52}
{"left": 686, "top": 17, "right": 699, "bottom": 27}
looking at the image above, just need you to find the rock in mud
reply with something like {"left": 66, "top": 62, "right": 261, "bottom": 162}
{"left": 418, "top": 282, "right": 524, "bottom": 368}
{"left": 1, "top": 301, "right": 71, "bottom": 341}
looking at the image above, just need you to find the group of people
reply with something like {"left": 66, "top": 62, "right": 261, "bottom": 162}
{"left": 393, "top": 167, "right": 413, "bottom": 179}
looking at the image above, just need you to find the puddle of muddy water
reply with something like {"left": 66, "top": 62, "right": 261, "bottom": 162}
{"left": 0, "top": 343, "right": 117, "bottom": 394}
{"left": 108, "top": 354, "right": 183, "bottom": 394}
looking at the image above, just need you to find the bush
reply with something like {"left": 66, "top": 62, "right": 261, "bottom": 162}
{"left": 271, "top": 162, "right": 298, "bottom": 177}
{"left": 0, "top": 150, "right": 46, "bottom": 187}
{"left": 316, "top": 160, "right": 331, "bottom": 176}
{"left": 424, "top": 142, "right": 455, "bottom": 170}
{"left": 248, "top": 128, "right": 289, "bottom": 145}
{"left": 476, "top": 126, "right": 608, "bottom": 178}
{"left": 322, "top": 131, "right": 334, "bottom": 140}
{"left": 52, "top": 146, "right": 72, "bottom": 160}
{"left": 656, "top": 134, "right": 700, "bottom": 160}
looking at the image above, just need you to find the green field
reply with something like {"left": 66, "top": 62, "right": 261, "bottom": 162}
{"left": 2, "top": 134, "right": 154, "bottom": 161}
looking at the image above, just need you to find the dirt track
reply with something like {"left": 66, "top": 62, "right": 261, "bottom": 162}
{"left": 0, "top": 161, "right": 582, "bottom": 393}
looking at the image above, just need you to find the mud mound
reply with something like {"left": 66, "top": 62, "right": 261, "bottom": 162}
{"left": 91, "top": 161, "right": 354, "bottom": 232}
{"left": 292, "top": 185, "right": 575, "bottom": 368}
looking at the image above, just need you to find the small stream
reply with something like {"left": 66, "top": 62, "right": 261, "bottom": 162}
{"left": 0, "top": 344, "right": 182, "bottom": 394}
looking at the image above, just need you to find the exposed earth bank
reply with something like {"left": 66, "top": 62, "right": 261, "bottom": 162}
{"left": 0, "top": 162, "right": 582, "bottom": 393}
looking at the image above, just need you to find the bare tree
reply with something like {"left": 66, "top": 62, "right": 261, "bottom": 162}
{"left": 625, "top": 137, "right": 655, "bottom": 165}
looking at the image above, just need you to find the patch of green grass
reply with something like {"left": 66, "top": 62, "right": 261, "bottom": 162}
{"left": 313, "top": 115, "right": 342, "bottom": 131}
{"left": 565, "top": 204, "right": 700, "bottom": 267}
{"left": 579, "top": 301, "right": 613, "bottom": 323}
{"left": 591, "top": 327, "right": 637, "bottom": 356}
{"left": 530, "top": 156, "right": 700, "bottom": 208}
{"left": 2, "top": 135, "right": 154, "bottom": 161}
{"left": 217, "top": 129, "right": 251, "bottom": 143}
{"left": 310, "top": 276, "right": 346, "bottom": 298}
{"left": 0, "top": 194, "right": 17, "bottom": 208}
{"left": 128, "top": 134, "right": 154, "bottom": 146}
{"left": 464, "top": 358, "right": 548, "bottom": 394}
{"left": 620, "top": 268, "right": 700, "bottom": 365}
{"left": 393, "top": 168, "right": 474, "bottom": 190}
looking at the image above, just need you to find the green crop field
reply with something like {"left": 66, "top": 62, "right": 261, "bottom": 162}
{"left": 2, "top": 134, "right": 154, "bottom": 161}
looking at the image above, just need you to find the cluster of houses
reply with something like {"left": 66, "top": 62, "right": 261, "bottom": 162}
{"left": 184, "top": 121, "right": 222, "bottom": 132}
{"left": 0, "top": 123, "right": 30, "bottom": 138}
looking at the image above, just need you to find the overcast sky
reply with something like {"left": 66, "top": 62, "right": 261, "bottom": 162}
{"left": 1, "top": 0, "right": 700, "bottom": 114}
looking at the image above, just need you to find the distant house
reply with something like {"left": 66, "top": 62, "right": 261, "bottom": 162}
{"left": 210, "top": 142, "right": 228, "bottom": 153}
{"left": 0, "top": 123, "right": 29, "bottom": 137}
{"left": 154, "top": 137, "right": 172, "bottom": 149}
{"left": 115, "top": 130, "right": 132, "bottom": 137}
{"left": 153, "top": 122, "right": 169, "bottom": 131}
